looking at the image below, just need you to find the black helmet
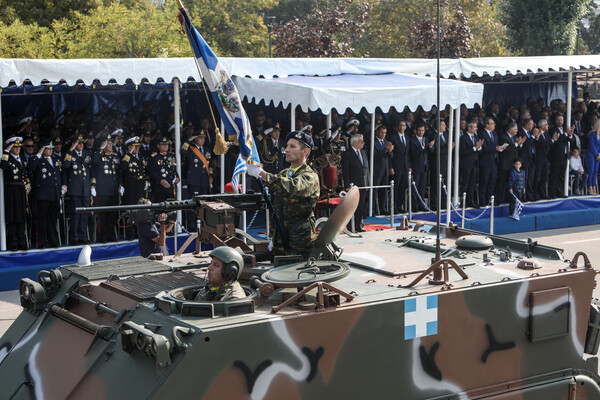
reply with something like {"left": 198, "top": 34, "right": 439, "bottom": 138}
{"left": 209, "top": 247, "right": 244, "bottom": 281}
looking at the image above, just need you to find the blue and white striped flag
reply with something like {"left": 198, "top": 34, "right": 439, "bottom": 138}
{"left": 510, "top": 194, "right": 524, "bottom": 220}
{"left": 177, "top": 3, "right": 260, "bottom": 192}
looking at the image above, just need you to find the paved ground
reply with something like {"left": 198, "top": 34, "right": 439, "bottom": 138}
{"left": 1, "top": 224, "right": 600, "bottom": 337}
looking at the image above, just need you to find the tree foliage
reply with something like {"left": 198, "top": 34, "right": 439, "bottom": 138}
{"left": 355, "top": 0, "right": 508, "bottom": 58}
{"left": 501, "top": 0, "right": 591, "bottom": 55}
{"left": 407, "top": 6, "right": 476, "bottom": 58}
{"left": 0, "top": 0, "right": 276, "bottom": 59}
{"left": 579, "top": 6, "right": 600, "bottom": 54}
{"left": 273, "top": 0, "right": 370, "bottom": 57}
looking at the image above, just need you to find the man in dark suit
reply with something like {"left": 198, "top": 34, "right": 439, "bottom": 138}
{"left": 460, "top": 120, "right": 483, "bottom": 208}
{"left": 533, "top": 119, "right": 551, "bottom": 199}
{"left": 427, "top": 120, "right": 453, "bottom": 209}
{"left": 548, "top": 126, "right": 569, "bottom": 198}
{"left": 518, "top": 118, "right": 537, "bottom": 200}
{"left": 373, "top": 124, "right": 393, "bottom": 214}
{"left": 342, "top": 134, "right": 369, "bottom": 232}
{"left": 496, "top": 122, "right": 525, "bottom": 203}
{"left": 389, "top": 120, "right": 410, "bottom": 213}
{"left": 478, "top": 117, "right": 499, "bottom": 207}
{"left": 409, "top": 124, "right": 434, "bottom": 211}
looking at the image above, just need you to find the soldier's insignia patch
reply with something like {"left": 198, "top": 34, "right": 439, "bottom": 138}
{"left": 287, "top": 169, "right": 294, "bottom": 178}
{"left": 1, "top": 154, "right": 8, "bottom": 161}
{"left": 404, "top": 295, "right": 438, "bottom": 339}
{"left": 123, "top": 155, "right": 130, "bottom": 162}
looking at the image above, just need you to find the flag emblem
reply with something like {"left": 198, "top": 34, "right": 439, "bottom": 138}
{"left": 404, "top": 295, "right": 438, "bottom": 340}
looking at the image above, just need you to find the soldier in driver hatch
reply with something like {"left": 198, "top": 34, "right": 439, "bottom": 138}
{"left": 194, "top": 247, "right": 246, "bottom": 301}
{"left": 246, "top": 131, "right": 320, "bottom": 258}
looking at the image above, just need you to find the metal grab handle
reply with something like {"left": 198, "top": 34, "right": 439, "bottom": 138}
{"left": 403, "top": 258, "right": 468, "bottom": 288}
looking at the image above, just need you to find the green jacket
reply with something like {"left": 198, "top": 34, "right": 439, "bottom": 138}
{"left": 194, "top": 281, "right": 245, "bottom": 301}
{"left": 264, "top": 163, "right": 320, "bottom": 258}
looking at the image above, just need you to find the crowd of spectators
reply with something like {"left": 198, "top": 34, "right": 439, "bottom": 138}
{"left": 2, "top": 93, "right": 599, "bottom": 250}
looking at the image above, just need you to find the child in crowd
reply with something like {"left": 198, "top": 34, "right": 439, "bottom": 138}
{"left": 507, "top": 158, "right": 525, "bottom": 216}
{"left": 569, "top": 147, "right": 587, "bottom": 195}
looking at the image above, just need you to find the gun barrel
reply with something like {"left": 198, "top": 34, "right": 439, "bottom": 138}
{"left": 75, "top": 193, "right": 264, "bottom": 213}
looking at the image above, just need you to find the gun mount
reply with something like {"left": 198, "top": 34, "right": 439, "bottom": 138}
{"left": 76, "top": 192, "right": 266, "bottom": 254}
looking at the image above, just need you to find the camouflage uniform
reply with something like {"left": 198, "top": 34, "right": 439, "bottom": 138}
{"left": 264, "top": 163, "right": 320, "bottom": 258}
{"left": 194, "top": 281, "right": 245, "bottom": 301}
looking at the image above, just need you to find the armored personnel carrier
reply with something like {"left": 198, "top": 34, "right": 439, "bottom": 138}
{"left": 1, "top": 187, "right": 599, "bottom": 399}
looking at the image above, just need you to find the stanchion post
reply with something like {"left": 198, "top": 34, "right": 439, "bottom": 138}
{"left": 462, "top": 192, "right": 466, "bottom": 228}
{"left": 490, "top": 195, "right": 495, "bottom": 235}
{"left": 390, "top": 180, "right": 395, "bottom": 228}
{"left": 408, "top": 171, "right": 412, "bottom": 221}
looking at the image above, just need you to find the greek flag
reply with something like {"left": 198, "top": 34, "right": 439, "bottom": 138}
{"left": 177, "top": 4, "right": 260, "bottom": 192}
{"left": 404, "top": 295, "right": 438, "bottom": 340}
{"left": 510, "top": 194, "right": 524, "bottom": 220}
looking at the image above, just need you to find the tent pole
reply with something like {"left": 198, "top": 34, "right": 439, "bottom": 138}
{"left": 290, "top": 104, "right": 296, "bottom": 132}
{"left": 453, "top": 106, "right": 460, "bottom": 209}
{"left": 220, "top": 120, "right": 225, "bottom": 193}
{"left": 326, "top": 113, "right": 332, "bottom": 139}
{"left": 174, "top": 78, "right": 182, "bottom": 253}
{"left": 369, "top": 111, "right": 375, "bottom": 217}
{"left": 446, "top": 107, "right": 453, "bottom": 225}
{"left": 565, "top": 69, "right": 573, "bottom": 196}
{"left": 0, "top": 93, "right": 5, "bottom": 251}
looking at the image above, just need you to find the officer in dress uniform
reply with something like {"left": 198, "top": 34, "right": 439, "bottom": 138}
{"left": 62, "top": 134, "right": 93, "bottom": 245}
{"left": 1, "top": 137, "right": 30, "bottom": 250}
{"left": 91, "top": 137, "right": 122, "bottom": 243}
{"left": 181, "top": 130, "right": 212, "bottom": 229}
{"left": 139, "top": 130, "right": 155, "bottom": 160}
{"left": 260, "top": 123, "right": 287, "bottom": 174}
{"left": 111, "top": 129, "right": 125, "bottom": 158}
{"left": 148, "top": 137, "right": 179, "bottom": 202}
{"left": 325, "top": 125, "right": 349, "bottom": 156}
{"left": 28, "top": 139, "right": 61, "bottom": 248}
{"left": 300, "top": 125, "right": 323, "bottom": 165}
{"left": 121, "top": 137, "right": 147, "bottom": 239}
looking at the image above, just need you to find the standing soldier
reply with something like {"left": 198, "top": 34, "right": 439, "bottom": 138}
{"left": 260, "top": 123, "right": 287, "bottom": 174}
{"left": 121, "top": 137, "right": 146, "bottom": 239}
{"left": 181, "top": 130, "right": 212, "bottom": 229}
{"left": 246, "top": 131, "right": 320, "bottom": 258}
{"left": 62, "top": 134, "right": 93, "bottom": 245}
{"left": 139, "top": 130, "right": 154, "bottom": 160}
{"left": 28, "top": 139, "right": 61, "bottom": 248}
{"left": 148, "top": 137, "right": 179, "bottom": 202}
{"left": 91, "top": 137, "right": 122, "bottom": 243}
{"left": 1, "top": 137, "right": 30, "bottom": 250}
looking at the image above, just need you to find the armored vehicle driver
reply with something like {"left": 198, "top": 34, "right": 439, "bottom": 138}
{"left": 194, "top": 247, "right": 246, "bottom": 301}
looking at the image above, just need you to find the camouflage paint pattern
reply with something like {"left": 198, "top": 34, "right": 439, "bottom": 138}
{"left": 1, "top": 224, "right": 599, "bottom": 399}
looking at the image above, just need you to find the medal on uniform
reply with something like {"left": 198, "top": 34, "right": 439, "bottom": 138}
{"left": 42, "top": 174, "right": 47, "bottom": 179}
{"left": 104, "top": 170, "right": 109, "bottom": 174}
{"left": 74, "top": 171, "right": 78, "bottom": 175}
{"left": 48, "top": 172, "right": 51, "bottom": 176}
{"left": 104, "top": 165, "right": 108, "bottom": 170}
{"left": 42, "top": 168, "right": 47, "bottom": 173}
{"left": 161, "top": 168, "right": 165, "bottom": 173}
{"left": 73, "top": 165, "right": 78, "bottom": 170}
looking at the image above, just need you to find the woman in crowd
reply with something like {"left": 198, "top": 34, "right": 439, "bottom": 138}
{"left": 585, "top": 119, "right": 600, "bottom": 195}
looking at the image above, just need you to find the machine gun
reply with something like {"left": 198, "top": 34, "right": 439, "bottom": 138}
{"left": 76, "top": 192, "right": 267, "bottom": 254}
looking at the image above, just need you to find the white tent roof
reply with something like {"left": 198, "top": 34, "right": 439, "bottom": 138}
{"left": 233, "top": 73, "right": 483, "bottom": 114}
{"left": 1, "top": 55, "right": 599, "bottom": 87}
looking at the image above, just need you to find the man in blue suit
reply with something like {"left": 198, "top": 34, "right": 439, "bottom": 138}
{"left": 389, "top": 120, "right": 410, "bottom": 213}
{"left": 409, "top": 124, "right": 434, "bottom": 212}
{"left": 478, "top": 117, "right": 499, "bottom": 207}
{"left": 373, "top": 124, "right": 393, "bottom": 214}
{"left": 460, "top": 120, "right": 483, "bottom": 208}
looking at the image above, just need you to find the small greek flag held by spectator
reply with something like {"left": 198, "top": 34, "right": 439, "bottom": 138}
{"left": 510, "top": 194, "right": 524, "bottom": 220}
{"left": 177, "top": 2, "right": 260, "bottom": 192}
{"left": 404, "top": 295, "right": 438, "bottom": 340}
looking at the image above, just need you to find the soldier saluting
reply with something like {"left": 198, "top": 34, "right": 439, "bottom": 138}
{"left": 91, "top": 136, "right": 122, "bottom": 243}
{"left": 1, "top": 137, "right": 30, "bottom": 250}
{"left": 247, "top": 131, "right": 320, "bottom": 258}
{"left": 28, "top": 139, "right": 61, "bottom": 248}
{"left": 121, "top": 136, "right": 147, "bottom": 240}
{"left": 62, "top": 133, "right": 93, "bottom": 245}
{"left": 148, "top": 137, "right": 179, "bottom": 202}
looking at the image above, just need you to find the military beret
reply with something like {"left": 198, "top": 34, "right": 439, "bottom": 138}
{"left": 286, "top": 130, "right": 314, "bottom": 149}
{"left": 52, "top": 137, "right": 62, "bottom": 145}
{"left": 5, "top": 136, "right": 23, "bottom": 147}
{"left": 158, "top": 137, "right": 172, "bottom": 145}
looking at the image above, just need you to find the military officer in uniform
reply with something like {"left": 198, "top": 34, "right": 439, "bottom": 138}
{"left": 139, "top": 130, "right": 154, "bottom": 160}
{"left": 194, "top": 247, "right": 246, "bottom": 301}
{"left": 247, "top": 131, "right": 320, "bottom": 258}
{"left": 62, "top": 134, "right": 93, "bottom": 245}
{"left": 28, "top": 139, "right": 61, "bottom": 248}
{"left": 148, "top": 137, "right": 179, "bottom": 202}
{"left": 121, "top": 137, "right": 147, "bottom": 239}
{"left": 260, "top": 123, "right": 287, "bottom": 174}
{"left": 1, "top": 137, "right": 30, "bottom": 250}
{"left": 325, "top": 125, "right": 349, "bottom": 156}
{"left": 91, "top": 137, "right": 122, "bottom": 243}
{"left": 181, "top": 130, "right": 213, "bottom": 229}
